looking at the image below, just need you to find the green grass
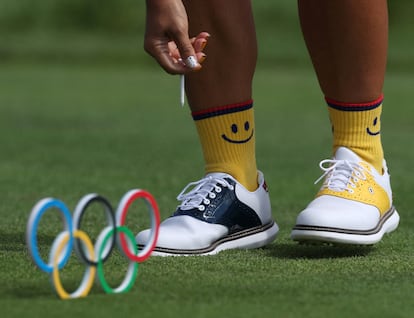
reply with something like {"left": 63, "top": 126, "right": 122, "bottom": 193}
{"left": 0, "top": 62, "right": 413, "bottom": 318}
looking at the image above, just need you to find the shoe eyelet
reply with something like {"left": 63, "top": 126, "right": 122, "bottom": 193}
{"left": 203, "top": 199, "right": 210, "bottom": 205}
{"left": 209, "top": 193, "right": 216, "bottom": 199}
{"left": 215, "top": 187, "right": 222, "bottom": 193}
{"left": 198, "top": 205, "right": 205, "bottom": 211}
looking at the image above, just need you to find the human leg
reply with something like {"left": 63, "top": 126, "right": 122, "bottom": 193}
{"left": 291, "top": 0, "right": 399, "bottom": 244}
{"left": 137, "top": 0, "right": 278, "bottom": 255}
{"left": 183, "top": 0, "right": 259, "bottom": 190}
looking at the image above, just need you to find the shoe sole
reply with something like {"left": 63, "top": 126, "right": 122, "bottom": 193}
{"left": 290, "top": 207, "right": 400, "bottom": 245}
{"left": 140, "top": 221, "right": 279, "bottom": 256}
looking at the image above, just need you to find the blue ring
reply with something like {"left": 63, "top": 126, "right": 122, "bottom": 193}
{"left": 27, "top": 198, "right": 73, "bottom": 273}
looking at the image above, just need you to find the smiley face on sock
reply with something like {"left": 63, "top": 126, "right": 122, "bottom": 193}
{"left": 221, "top": 121, "right": 254, "bottom": 144}
{"left": 366, "top": 117, "right": 380, "bottom": 136}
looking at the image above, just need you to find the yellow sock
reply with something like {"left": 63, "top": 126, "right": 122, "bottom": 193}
{"left": 192, "top": 100, "right": 258, "bottom": 191}
{"left": 326, "top": 94, "right": 384, "bottom": 173}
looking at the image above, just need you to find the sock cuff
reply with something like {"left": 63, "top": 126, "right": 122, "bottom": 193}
{"left": 192, "top": 99, "right": 253, "bottom": 121}
{"left": 325, "top": 94, "right": 383, "bottom": 111}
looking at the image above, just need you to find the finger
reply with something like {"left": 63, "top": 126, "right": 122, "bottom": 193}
{"left": 191, "top": 32, "right": 210, "bottom": 52}
{"left": 195, "top": 52, "right": 207, "bottom": 64}
{"left": 193, "top": 32, "right": 211, "bottom": 41}
{"left": 168, "top": 42, "right": 181, "bottom": 61}
{"left": 156, "top": 53, "right": 188, "bottom": 74}
{"left": 193, "top": 38, "right": 208, "bottom": 53}
{"left": 168, "top": 41, "right": 178, "bottom": 53}
{"left": 172, "top": 32, "right": 202, "bottom": 70}
{"left": 145, "top": 39, "right": 187, "bottom": 75}
{"left": 170, "top": 34, "right": 209, "bottom": 61}
{"left": 145, "top": 32, "right": 209, "bottom": 74}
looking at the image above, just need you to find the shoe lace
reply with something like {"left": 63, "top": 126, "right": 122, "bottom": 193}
{"left": 177, "top": 175, "right": 234, "bottom": 211}
{"left": 314, "top": 159, "right": 368, "bottom": 193}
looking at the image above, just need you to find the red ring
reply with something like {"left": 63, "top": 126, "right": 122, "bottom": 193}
{"left": 116, "top": 189, "right": 160, "bottom": 262}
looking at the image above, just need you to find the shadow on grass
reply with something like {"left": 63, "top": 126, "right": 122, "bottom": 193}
{"left": 0, "top": 231, "right": 56, "bottom": 252}
{"left": 4, "top": 283, "right": 56, "bottom": 299}
{"left": 5, "top": 283, "right": 104, "bottom": 299}
{"left": 0, "top": 232, "right": 28, "bottom": 253}
{"left": 263, "top": 241, "right": 375, "bottom": 259}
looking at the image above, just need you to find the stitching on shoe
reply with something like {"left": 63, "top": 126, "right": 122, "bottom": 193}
{"left": 138, "top": 221, "right": 275, "bottom": 255}
{"left": 292, "top": 206, "right": 396, "bottom": 235}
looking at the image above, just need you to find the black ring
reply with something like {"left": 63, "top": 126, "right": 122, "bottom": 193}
{"left": 72, "top": 194, "right": 116, "bottom": 266}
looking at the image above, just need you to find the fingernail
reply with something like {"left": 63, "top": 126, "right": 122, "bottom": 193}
{"left": 199, "top": 53, "right": 207, "bottom": 63}
{"left": 185, "top": 56, "right": 198, "bottom": 68}
{"left": 200, "top": 40, "right": 207, "bottom": 51}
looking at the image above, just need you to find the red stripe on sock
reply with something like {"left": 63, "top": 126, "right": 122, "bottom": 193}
{"left": 192, "top": 99, "right": 253, "bottom": 120}
{"left": 325, "top": 94, "right": 384, "bottom": 108}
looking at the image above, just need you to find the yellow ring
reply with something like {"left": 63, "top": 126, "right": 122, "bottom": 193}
{"left": 51, "top": 230, "right": 96, "bottom": 299}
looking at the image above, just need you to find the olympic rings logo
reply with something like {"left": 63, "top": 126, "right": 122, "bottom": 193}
{"left": 26, "top": 189, "right": 160, "bottom": 299}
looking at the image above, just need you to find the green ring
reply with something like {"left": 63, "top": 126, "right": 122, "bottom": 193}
{"left": 96, "top": 226, "right": 139, "bottom": 294}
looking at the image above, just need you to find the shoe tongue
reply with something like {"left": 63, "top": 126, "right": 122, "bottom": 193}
{"left": 334, "top": 147, "right": 361, "bottom": 162}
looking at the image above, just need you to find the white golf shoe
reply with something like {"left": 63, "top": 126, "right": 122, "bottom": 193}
{"left": 136, "top": 171, "right": 279, "bottom": 256}
{"left": 291, "top": 147, "right": 400, "bottom": 245}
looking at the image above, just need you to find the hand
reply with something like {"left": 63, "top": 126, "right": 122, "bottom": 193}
{"left": 144, "top": 0, "right": 210, "bottom": 74}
